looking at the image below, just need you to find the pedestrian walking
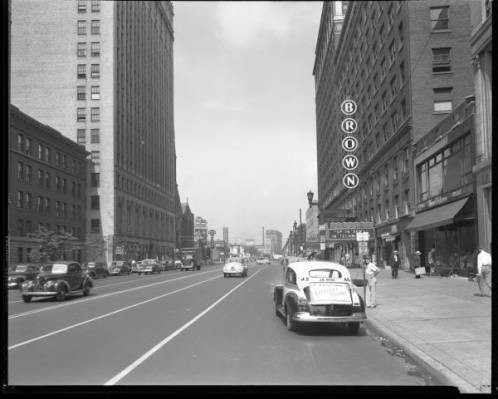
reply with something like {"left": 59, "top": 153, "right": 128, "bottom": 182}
{"left": 413, "top": 250, "right": 422, "bottom": 279}
{"left": 427, "top": 247, "right": 436, "bottom": 276}
{"left": 365, "top": 257, "right": 380, "bottom": 308}
{"left": 390, "top": 250, "right": 401, "bottom": 279}
{"left": 476, "top": 247, "right": 492, "bottom": 297}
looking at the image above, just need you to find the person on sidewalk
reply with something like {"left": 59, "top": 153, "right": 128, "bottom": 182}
{"left": 365, "top": 257, "right": 380, "bottom": 308}
{"left": 476, "top": 248, "right": 492, "bottom": 297}
{"left": 390, "top": 250, "right": 401, "bottom": 279}
{"left": 413, "top": 250, "right": 422, "bottom": 279}
{"left": 427, "top": 247, "right": 435, "bottom": 276}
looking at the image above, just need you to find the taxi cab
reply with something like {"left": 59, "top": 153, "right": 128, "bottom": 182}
{"left": 273, "top": 260, "right": 366, "bottom": 333}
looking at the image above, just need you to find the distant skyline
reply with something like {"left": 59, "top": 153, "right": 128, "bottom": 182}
{"left": 174, "top": 2, "right": 322, "bottom": 242}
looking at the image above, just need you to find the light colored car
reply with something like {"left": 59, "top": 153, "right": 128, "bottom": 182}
{"left": 138, "top": 259, "right": 161, "bottom": 275}
{"left": 174, "top": 260, "right": 184, "bottom": 270}
{"left": 223, "top": 258, "right": 248, "bottom": 277}
{"left": 109, "top": 261, "right": 131, "bottom": 275}
{"left": 256, "top": 257, "right": 270, "bottom": 264}
{"left": 181, "top": 259, "right": 195, "bottom": 271}
{"left": 273, "top": 261, "right": 366, "bottom": 334}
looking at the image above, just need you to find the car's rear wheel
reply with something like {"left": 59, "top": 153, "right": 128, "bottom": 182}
{"left": 285, "top": 305, "right": 297, "bottom": 331}
{"left": 55, "top": 287, "right": 66, "bottom": 302}
{"left": 22, "top": 295, "right": 32, "bottom": 303}
{"left": 347, "top": 322, "right": 360, "bottom": 334}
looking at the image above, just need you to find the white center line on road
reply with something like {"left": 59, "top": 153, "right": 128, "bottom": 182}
{"left": 8, "top": 274, "right": 222, "bottom": 351}
{"left": 8, "top": 269, "right": 220, "bottom": 320}
{"left": 104, "top": 266, "right": 268, "bottom": 386}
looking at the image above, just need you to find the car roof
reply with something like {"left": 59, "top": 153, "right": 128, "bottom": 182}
{"left": 287, "top": 261, "right": 351, "bottom": 276}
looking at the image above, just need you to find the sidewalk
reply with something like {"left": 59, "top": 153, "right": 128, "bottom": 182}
{"left": 351, "top": 268, "right": 491, "bottom": 393}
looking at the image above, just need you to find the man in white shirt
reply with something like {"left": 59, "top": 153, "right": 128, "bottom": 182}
{"left": 365, "top": 257, "right": 380, "bottom": 308}
{"left": 476, "top": 248, "right": 492, "bottom": 297}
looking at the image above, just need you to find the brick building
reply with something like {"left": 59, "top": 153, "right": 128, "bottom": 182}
{"left": 313, "top": 0, "right": 480, "bottom": 267}
{"left": 8, "top": 105, "right": 89, "bottom": 264}
{"left": 11, "top": 0, "right": 177, "bottom": 263}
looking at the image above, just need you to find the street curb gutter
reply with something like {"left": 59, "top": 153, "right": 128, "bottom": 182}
{"left": 363, "top": 309, "right": 479, "bottom": 393}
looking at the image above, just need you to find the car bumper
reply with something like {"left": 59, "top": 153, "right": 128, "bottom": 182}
{"left": 292, "top": 311, "right": 367, "bottom": 323}
{"left": 8, "top": 282, "right": 20, "bottom": 288}
{"left": 21, "top": 290, "right": 58, "bottom": 297}
{"left": 109, "top": 270, "right": 121, "bottom": 275}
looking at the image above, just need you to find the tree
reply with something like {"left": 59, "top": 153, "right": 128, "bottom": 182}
{"left": 27, "top": 226, "right": 79, "bottom": 262}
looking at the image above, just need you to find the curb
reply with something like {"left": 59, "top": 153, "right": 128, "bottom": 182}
{"left": 353, "top": 282, "right": 481, "bottom": 393}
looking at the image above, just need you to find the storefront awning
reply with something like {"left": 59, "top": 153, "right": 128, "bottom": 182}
{"left": 406, "top": 197, "right": 470, "bottom": 232}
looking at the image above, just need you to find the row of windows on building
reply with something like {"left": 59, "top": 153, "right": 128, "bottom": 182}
{"left": 77, "top": 85, "right": 100, "bottom": 100}
{"left": 17, "top": 163, "right": 82, "bottom": 197}
{"left": 116, "top": 173, "right": 172, "bottom": 210}
{"left": 77, "top": 19, "right": 100, "bottom": 35}
{"left": 77, "top": 128, "right": 100, "bottom": 145}
{"left": 77, "top": 107, "right": 100, "bottom": 122}
{"left": 16, "top": 191, "right": 83, "bottom": 219}
{"left": 78, "top": 0, "right": 100, "bottom": 13}
{"left": 16, "top": 134, "right": 84, "bottom": 175}
{"left": 15, "top": 247, "right": 83, "bottom": 263}
{"left": 77, "top": 41, "right": 100, "bottom": 58}
{"left": 77, "top": 64, "right": 100, "bottom": 79}
{"left": 15, "top": 219, "right": 83, "bottom": 239}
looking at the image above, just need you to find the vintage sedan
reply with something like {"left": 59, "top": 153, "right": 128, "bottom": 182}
{"left": 109, "top": 261, "right": 132, "bottom": 276}
{"left": 82, "top": 262, "right": 109, "bottom": 279}
{"left": 8, "top": 264, "right": 41, "bottom": 289}
{"left": 223, "top": 258, "right": 248, "bottom": 277}
{"left": 256, "top": 257, "right": 271, "bottom": 264}
{"left": 138, "top": 259, "right": 161, "bottom": 275}
{"left": 273, "top": 261, "right": 366, "bottom": 334}
{"left": 20, "top": 261, "right": 93, "bottom": 302}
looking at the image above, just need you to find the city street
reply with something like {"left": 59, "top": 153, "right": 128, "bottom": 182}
{"left": 8, "top": 261, "right": 437, "bottom": 386}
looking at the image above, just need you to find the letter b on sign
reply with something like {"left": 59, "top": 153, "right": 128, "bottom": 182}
{"left": 341, "top": 100, "right": 357, "bottom": 115}
{"left": 343, "top": 173, "right": 359, "bottom": 189}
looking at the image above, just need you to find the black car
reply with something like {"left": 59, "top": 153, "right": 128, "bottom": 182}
{"left": 21, "top": 261, "right": 93, "bottom": 302}
{"left": 8, "top": 264, "right": 41, "bottom": 289}
{"left": 82, "top": 262, "right": 109, "bottom": 279}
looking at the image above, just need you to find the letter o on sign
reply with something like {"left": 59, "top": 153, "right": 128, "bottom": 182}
{"left": 341, "top": 118, "right": 358, "bottom": 134}
{"left": 341, "top": 100, "right": 357, "bottom": 115}
{"left": 342, "top": 136, "right": 358, "bottom": 152}
{"left": 343, "top": 173, "right": 359, "bottom": 189}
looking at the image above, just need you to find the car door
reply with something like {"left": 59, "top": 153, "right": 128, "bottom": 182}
{"left": 68, "top": 263, "right": 81, "bottom": 291}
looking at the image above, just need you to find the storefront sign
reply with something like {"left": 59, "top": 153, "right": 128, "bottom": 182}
{"left": 341, "top": 99, "right": 360, "bottom": 189}
{"left": 381, "top": 233, "right": 395, "bottom": 242}
{"left": 417, "top": 187, "right": 470, "bottom": 211}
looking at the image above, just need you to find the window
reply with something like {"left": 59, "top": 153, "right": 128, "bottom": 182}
{"left": 45, "top": 198, "right": 50, "bottom": 214}
{"left": 91, "top": 172, "right": 100, "bottom": 187}
{"left": 17, "top": 161, "right": 24, "bottom": 181}
{"left": 394, "top": 195, "right": 399, "bottom": 218}
{"left": 77, "top": 86, "right": 86, "bottom": 100}
{"left": 45, "top": 172, "right": 50, "bottom": 188}
{"left": 71, "top": 204, "right": 76, "bottom": 219}
{"left": 56, "top": 201, "right": 61, "bottom": 217}
{"left": 77, "top": 64, "right": 86, "bottom": 79}
{"left": 91, "top": 85, "right": 100, "bottom": 100}
{"left": 62, "top": 155, "right": 66, "bottom": 169}
{"left": 44, "top": 147, "right": 50, "bottom": 162}
{"left": 403, "top": 190, "right": 410, "bottom": 214}
{"left": 38, "top": 143, "right": 43, "bottom": 159}
{"left": 62, "top": 202, "right": 67, "bottom": 218}
{"left": 77, "top": 42, "right": 86, "bottom": 57}
{"left": 38, "top": 169, "right": 43, "bottom": 187}
{"left": 90, "top": 219, "right": 100, "bottom": 233}
{"left": 55, "top": 151, "right": 60, "bottom": 167}
{"left": 17, "top": 134, "right": 24, "bottom": 152}
{"left": 25, "top": 193, "right": 32, "bottom": 210}
{"left": 77, "top": 183, "right": 81, "bottom": 198}
{"left": 430, "top": 6, "right": 449, "bottom": 30}
{"left": 403, "top": 148, "right": 409, "bottom": 174}
{"left": 91, "top": 20, "right": 100, "bottom": 35}
{"left": 17, "top": 191, "right": 24, "bottom": 208}
{"left": 78, "top": 0, "right": 87, "bottom": 13}
{"left": 77, "top": 108, "right": 86, "bottom": 121}
{"left": 37, "top": 196, "right": 43, "bottom": 213}
{"left": 91, "top": 42, "right": 100, "bottom": 57}
{"left": 62, "top": 178, "right": 67, "bottom": 194}
{"left": 90, "top": 195, "right": 100, "bottom": 210}
{"left": 25, "top": 138, "right": 32, "bottom": 155}
{"left": 91, "top": 107, "right": 100, "bottom": 121}
{"left": 385, "top": 200, "right": 390, "bottom": 220}
{"left": 393, "top": 156, "right": 399, "bottom": 181}
{"left": 55, "top": 176, "right": 61, "bottom": 192}
{"left": 77, "top": 20, "right": 86, "bottom": 35}
{"left": 91, "top": 151, "right": 100, "bottom": 163}
{"left": 77, "top": 129, "right": 86, "bottom": 144}
{"left": 434, "top": 87, "right": 453, "bottom": 112}
{"left": 71, "top": 181, "right": 76, "bottom": 197}
{"left": 91, "top": 64, "right": 100, "bottom": 78}
{"left": 90, "top": 128, "right": 100, "bottom": 143}
{"left": 25, "top": 165, "right": 32, "bottom": 184}
{"left": 91, "top": 0, "right": 100, "bottom": 12}
{"left": 432, "top": 48, "right": 451, "bottom": 73}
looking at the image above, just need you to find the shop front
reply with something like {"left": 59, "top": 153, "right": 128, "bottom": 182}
{"left": 406, "top": 195, "right": 476, "bottom": 277}
{"left": 374, "top": 218, "right": 412, "bottom": 270}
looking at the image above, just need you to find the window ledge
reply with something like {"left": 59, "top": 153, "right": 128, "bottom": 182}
{"left": 432, "top": 71, "right": 453, "bottom": 76}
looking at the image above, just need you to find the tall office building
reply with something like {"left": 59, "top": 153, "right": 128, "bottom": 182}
{"left": 11, "top": 1, "right": 176, "bottom": 261}
{"left": 222, "top": 226, "right": 229, "bottom": 243}
{"left": 265, "top": 229, "right": 283, "bottom": 254}
{"left": 313, "top": 1, "right": 479, "bottom": 266}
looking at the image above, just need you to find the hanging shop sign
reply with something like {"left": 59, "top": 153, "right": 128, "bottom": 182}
{"left": 341, "top": 99, "right": 359, "bottom": 189}
{"left": 381, "top": 233, "right": 396, "bottom": 242}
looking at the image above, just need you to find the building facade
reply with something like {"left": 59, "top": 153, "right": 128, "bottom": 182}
{"left": 223, "top": 226, "right": 229, "bottom": 243}
{"left": 470, "top": 0, "right": 492, "bottom": 253}
{"left": 313, "top": 0, "right": 479, "bottom": 268}
{"left": 407, "top": 98, "right": 477, "bottom": 275}
{"left": 305, "top": 203, "right": 320, "bottom": 251}
{"left": 265, "top": 229, "right": 283, "bottom": 254}
{"left": 11, "top": 0, "right": 176, "bottom": 262}
{"left": 9, "top": 105, "right": 89, "bottom": 264}
{"left": 180, "top": 202, "right": 195, "bottom": 251}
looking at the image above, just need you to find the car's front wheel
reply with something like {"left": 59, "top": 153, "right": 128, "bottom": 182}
{"left": 83, "top": 282, "right": 91, "bottom": 296}
{"left": 55, "top": 287, "right": 66, "bottom": 302}
{"left": 285, "top": 305, "right": 297, "bottom": 331}
{"left": 22, "top": 295, "right": 32, "bottom": 303}
{"left": 347, "top": 322, "right": 360, "bottom": 334}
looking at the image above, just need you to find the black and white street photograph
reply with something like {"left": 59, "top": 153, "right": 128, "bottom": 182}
{"left": 4, "top": 0, "right": 493, "bottom": 394}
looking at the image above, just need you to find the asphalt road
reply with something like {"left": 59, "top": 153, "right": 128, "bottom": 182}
{"left": 8, "top": 261, "right": 432, "bottom": 386}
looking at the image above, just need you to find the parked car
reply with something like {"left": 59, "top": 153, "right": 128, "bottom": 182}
{"left": 20, "top": 261, "right": 93, "bottom": 302}
{"left": 181, "top": 259, "right": 195, "bottom": 271}
{"left": 131, "top": 261, "right": 140, "bottom": 273}
{"left": 273, "top": 261, "right": 366, "bottom": 334}
{"left": 138, "top": 259, "right": 161, "bottom": 275}
{"left": 82, "top": 262, "right": 109, "bottom": 279}
{"left": 257, "top": 257, "right": 271, "bottom": 264}
{"left": 174, "top": 260, "right": 184, "bottom": 270}
{"left": 109, "top": 261, "right": 132, "bottom": 276}
{"left": 223, "top": 257, "right": 248, "bottom": 277}
{"left": 8, "top": 264, "right": 41, "bottom": 289}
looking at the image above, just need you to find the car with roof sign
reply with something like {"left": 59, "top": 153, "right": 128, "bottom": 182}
{"left": 8, "top": 264, "right": 41, "bottom": 289}
{"left": 273, "top": 260, "right": 366, "bottom": 334}
{"left": 20, "top": 261, "right": 93, "bottom": 302}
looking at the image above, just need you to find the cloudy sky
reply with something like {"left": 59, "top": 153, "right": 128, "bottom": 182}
{"left": 174, "top": 1, "right": 323, "bottom": 244}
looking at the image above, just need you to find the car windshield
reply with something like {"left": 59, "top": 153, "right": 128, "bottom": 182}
{"left": 309, "top": 269, "right": 343, "bottom": 279}
{"left": 52, "top": 264, "right": 68, "bottom": 274}
{"left": 40, "top": 264, "right": 52, "bottom": 272}
{"left": 15, "top": 265, "right": 27, "bottom": 272}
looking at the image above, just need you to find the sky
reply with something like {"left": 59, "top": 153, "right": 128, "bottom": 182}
{"left": 173, "top": 1, "right": 323, "bottom": 244}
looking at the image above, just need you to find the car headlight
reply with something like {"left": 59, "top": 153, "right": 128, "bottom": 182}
{"left": 44, "top": 280, "right": 57, "bottom": 288}
{"left": 22, "top": 280, "right": 34, "bottom": 288}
